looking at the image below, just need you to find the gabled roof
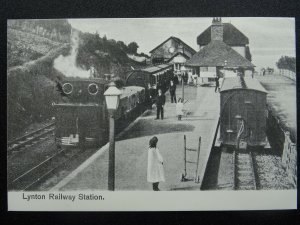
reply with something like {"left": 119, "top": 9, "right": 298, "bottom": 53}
{"left": 149, "top": 36, "right": 196, "bottom": 54}
{"left": 197, "top": 23, "right": 249, "bottom": 46}
{"left": 166, "top": 52, "right": 190, "bottom": 63}
{"left": 185, "top": 40, "right": 255, "bottom": 68}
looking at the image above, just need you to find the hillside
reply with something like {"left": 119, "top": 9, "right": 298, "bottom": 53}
{"left": 7, "top": 45, "right": 70, "bottom": 140}
{"left": 7, "top": 19, "right": 71, "bottom": 67}
{"left": 75, "top": 31, "right": 147, "bottom": 80}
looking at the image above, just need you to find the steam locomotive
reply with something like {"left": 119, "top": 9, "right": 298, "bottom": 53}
{"left": 53, "top": 64, "right": 174, "bottom": 148}
{"left": 53, "top": 77, "right": 146, "bottom": 148}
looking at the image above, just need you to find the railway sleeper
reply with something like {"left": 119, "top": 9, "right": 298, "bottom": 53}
{"left": 238, "top": 176, "right": 255, "bottom": 182}
{"left": 238, "top": 185, "right": 255, "bottom": 190}
{"left": 238, "top": 170, "right": 253, "bottom": 175}
{"left": 237, "top": 164, "right": 251, "bottom": 169}
{"left": 217, "top": 183, "right": 234, "bottom": 190}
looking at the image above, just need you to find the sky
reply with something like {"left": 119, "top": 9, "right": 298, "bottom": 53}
{"left": 68, "top": 18, "right": 295, "bottom": 70}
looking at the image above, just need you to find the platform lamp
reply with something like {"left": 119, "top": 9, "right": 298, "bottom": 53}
{"left": 104, "top": 81, "right": 122, "bottom": 191}
{"left": 221, "top": 60, "right": 228, "bottom": 79}
{"left": 180, "top": 65, "right": 188, "bottom": 101}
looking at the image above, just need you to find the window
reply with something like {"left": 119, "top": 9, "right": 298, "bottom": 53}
{"left": 200, "top": 67, "right": 208, "bottom": 72}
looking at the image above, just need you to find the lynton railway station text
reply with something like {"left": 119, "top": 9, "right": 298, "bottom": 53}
{"left": 22, "top": 193, "right": 104, "bottom": 202}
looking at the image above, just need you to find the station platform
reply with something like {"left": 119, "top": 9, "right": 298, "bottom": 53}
{"left": 52, "top": 84, "right": 220, "bottom": 191}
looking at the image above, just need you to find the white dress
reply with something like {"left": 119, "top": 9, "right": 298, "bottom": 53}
{"left": 176, "top": 102, "right": 184, "bottom": 116}
{"left": 147, "top": 147, "right": 165, "bottom": 183}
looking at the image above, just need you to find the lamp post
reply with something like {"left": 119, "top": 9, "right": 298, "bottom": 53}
{"left": 104, "top": 82, "right": 122, "bottom": 191}
{"left": 180, "top": 65, "right": 188, "bottom": 101}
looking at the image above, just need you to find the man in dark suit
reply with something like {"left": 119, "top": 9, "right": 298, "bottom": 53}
{"left": 155, "top": 89, "right": 165, "bottom": 120}
{"left": 173, "top": 74, "right": 179, "bottom": 85}
{"left": 215, "top": 76, "right": 220, "bottom": 93}
{"left": 169, "top": 80, "right": 177, "bottom": 103}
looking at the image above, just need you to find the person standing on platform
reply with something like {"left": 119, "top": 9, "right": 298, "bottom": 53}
{"left": 176, "top": 98, "right": 184, "bottom": 120}
{"left": 215, "top": 75, "right": 220, "bottom": 93}
{"left": 183, "top": 72, "right": 188, "bottom": 84}
{"left": 169, "top": 80, "right": 177, "bottom": 103}
{"left": 147, "top": 136, "right": 165, "bottom": 191}
{"left": 155, "top": 89, "right": 165, "bottom": 120}
{"left": 193, "top": 74, "right": 198, "bottom": 86}
{"left": 173, "top": 74, "right": 179, "bottom": 85}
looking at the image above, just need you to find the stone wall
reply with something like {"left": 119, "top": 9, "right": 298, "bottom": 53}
{"left": 281, "top": 131, "right": 297, "bottom": 187}
{"left": 266, "top": 108, "right": 297, "bottom": 187}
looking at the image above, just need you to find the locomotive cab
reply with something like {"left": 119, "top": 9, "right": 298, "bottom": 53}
{"left": 53, "top": 77, "right": 109, "bottom": 148}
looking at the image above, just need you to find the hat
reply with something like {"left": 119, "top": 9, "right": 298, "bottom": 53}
{"left": 149, "top": 136, "right": 158, "bottom": 147}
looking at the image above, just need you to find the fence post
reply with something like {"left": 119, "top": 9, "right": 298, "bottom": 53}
{"left": 195, "top": 136, "right": 201, "bottom": 183}
{"left": 182, "top": 135, "right": 187, "bottom": 180}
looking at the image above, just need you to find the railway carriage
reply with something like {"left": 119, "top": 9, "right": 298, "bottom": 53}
{"left": 219, "top": 76, "right": 268, "bottom": 147}
{"left": 53, "top": 63, "right": 173, "bottom": 148}
{"left": 125, "top": 63, "right": 173, "bottom": 101}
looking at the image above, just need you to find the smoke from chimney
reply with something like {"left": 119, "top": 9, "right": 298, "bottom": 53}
{"left": 54, "top": 29, "right": 90, "bottom": 78}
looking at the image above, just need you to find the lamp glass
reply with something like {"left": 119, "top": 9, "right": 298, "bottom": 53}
{"left": 105, "top": 95, "right": 120, "bottom": 110}
{"left": 104, "top": 85, "right": 122, "bottom": 110}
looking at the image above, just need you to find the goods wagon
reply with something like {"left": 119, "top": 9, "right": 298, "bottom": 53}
{"left": 219, "top": 76, "right": 268, "bottom": 147}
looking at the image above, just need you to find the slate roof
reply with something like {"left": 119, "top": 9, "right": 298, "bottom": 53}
{"left": 220, "top": 77, "right": 267, "bottom": 93}
{"left": 149, "top": 36, "right": 196, "bottom": 55}
{"left": 185, "top": 40, "right": 255, "bottom": 68}
{"left": 197, "top": 23, "right": 249, "bottom": 46}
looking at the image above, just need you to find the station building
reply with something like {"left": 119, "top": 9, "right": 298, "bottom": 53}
{"left": 186, "top": 18, "right": 255, "bottom": 85}
{"left": 149, "top": 36, "right": 196, "bottom": 75}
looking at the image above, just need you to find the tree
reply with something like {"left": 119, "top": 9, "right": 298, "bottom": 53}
{"left": 117, "top": 41, "right": 128, "bottom": 52}
{"left": 127, "top": 42, "right": 139, "bottom": 54}
{"left": 103, "top": 35, "right": 107, "bottom": 42}
{"left": 276, "top": 56, "right": 296, "bottom": 72}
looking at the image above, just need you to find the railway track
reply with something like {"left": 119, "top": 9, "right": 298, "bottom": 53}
{"left": 234, "top": 149, "right": 257, "bottom": 190}
{"left": 8, "top": 146, "right": 84, "bottom": 191}
{"left": 8, "top": 106, "right": 149, "bottom": 191}
{"left": 7, "top": 122, "right": 55, "bottom": 152}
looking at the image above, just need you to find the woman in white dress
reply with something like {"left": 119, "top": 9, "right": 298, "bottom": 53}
{"left": 147, "top": 136, "right": 165, "bottom": 191}
{"left": 176, "top": 98, "right": 184, "bottom": 120}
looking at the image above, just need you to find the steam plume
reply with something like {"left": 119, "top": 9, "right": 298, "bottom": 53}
{"left": 54, "top": 29, "right": 90, "bottom": 78}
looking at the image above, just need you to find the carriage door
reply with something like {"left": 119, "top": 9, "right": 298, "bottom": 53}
{"left": 243, "top": 92, "right": 256, "bottom": 144}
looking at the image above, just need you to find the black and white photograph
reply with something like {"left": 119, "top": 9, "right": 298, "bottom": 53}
{"left": 7, "top": 17, "right": 296, "bottom": 210}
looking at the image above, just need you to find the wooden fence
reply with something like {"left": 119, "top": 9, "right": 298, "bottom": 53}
{"left": 279, "top": 69, "right": 296, "bottom": 81}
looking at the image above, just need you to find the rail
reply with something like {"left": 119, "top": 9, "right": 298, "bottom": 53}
{"left": 8, "top": 146, "right": 84, "bottom": 191}
{"left": 8, "top": 122, "right": 55, "bottom": 152}
{"left": 234, "top": 149, "right": 257, "bottom": 190}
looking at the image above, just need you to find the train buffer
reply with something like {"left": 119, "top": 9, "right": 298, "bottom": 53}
{"left": 181, "top": 135, "right": 201, "bottom": 183}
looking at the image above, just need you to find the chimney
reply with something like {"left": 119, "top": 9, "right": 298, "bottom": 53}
{"left": 211, "top": 17, "right": 223, "bottom": 41}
